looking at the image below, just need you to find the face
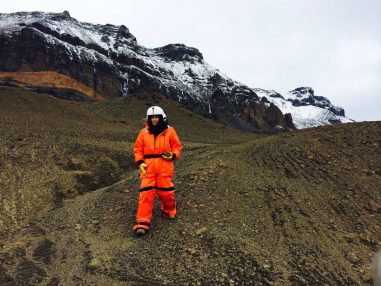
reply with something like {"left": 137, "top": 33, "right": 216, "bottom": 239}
{"left": 150, "top": 115, "right": 160, "bottom": 126}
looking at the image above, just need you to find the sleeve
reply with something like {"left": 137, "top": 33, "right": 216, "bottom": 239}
{"left": 133, "top": 130, "right": 145, "bottom": 164}
{"left": 169, "top": 128, "right": 182, "bottom": 160}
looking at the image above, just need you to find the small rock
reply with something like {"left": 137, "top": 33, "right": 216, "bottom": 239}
{"left": 369, "top": 200, "right": 381, "bottom": 213}
{"left": 363, "top": 169, "right": 376, "bottom": 175}
{"left": 343, "top": 233, "right": 355, "bottom": 243}
{"left": 346, "top": 252, "right": 359, "bottom": 264}
{"left": 218, "top": 161, "right": 227, "bottom": 168}
{"left": 186, "top": 248, "right": 197, "bottom": 255}
{"left": 262, "top": 262, "right": 271, "bottom": 270}
{"left": 196, "top": 227, "right": 208, "bottom": 236}
{"left": 89, "top": 258, "right": 102, "bottom": 268}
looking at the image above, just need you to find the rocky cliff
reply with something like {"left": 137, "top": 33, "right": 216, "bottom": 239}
{"left": 0, "top": 11, "right": 351, "bottom": 131}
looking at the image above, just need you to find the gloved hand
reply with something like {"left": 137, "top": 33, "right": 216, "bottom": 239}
{"left": 161, "top": 151, "right": 173, "bottom": 161}
{"left": 139, "top": 162, "right": 147, "bottom": 175}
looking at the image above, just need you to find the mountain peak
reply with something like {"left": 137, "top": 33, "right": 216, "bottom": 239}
{"left": 62, "top": 10, "right": 71, "bottom": 18}
{"left": 153, "top": 43, "right": 204, "bottom": 62}
{"left": 289, "top": 86, "right": 314, "bottom": 96}
{"left": 117, "top": 24, "right": 136, "bottom": 42}
{"left": 287, "top": 87, "right": 345, "bottom": 117}
{"left": 0, "top": 11, "right": 351, "bottom": 131}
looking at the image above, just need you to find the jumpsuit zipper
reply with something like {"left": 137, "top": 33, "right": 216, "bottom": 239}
{"left": 153, "top": 130, "right": 167, "bottom": 152}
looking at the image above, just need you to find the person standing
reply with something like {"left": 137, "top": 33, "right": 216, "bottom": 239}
{"left": 132, "top": 106, "right": 182, "bottom": 236}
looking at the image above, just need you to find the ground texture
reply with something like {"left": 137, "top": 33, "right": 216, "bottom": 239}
{"left": 1, "top": 86, "right": 381, "bottom": 285}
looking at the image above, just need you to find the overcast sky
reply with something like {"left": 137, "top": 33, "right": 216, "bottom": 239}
{"left": 3, "top": 0, "right": 381, "bottom": 121}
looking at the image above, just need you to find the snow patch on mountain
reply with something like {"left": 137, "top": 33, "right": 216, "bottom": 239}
{"left": 254, "top": 88, "right": 353, "bottom": 129}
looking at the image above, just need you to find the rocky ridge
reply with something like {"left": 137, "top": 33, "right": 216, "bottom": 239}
{"left": 0, "top": 11, "right": 351, "bottom": 131}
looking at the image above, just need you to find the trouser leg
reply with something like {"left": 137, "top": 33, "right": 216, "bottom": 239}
{"left": 136, "top": 177, "right": 156, "bottom": 225}
{"left": 157, "top": 176, "right": 176, "bottom": 217}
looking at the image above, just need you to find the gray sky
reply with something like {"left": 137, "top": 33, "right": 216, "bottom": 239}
{"left": 3, "top": 0, "right": 381, "bottom": 121}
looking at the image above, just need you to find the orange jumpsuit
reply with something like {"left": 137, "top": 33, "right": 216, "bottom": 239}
{"left": 132, "top": 125, "right": 182, "bottom": 230}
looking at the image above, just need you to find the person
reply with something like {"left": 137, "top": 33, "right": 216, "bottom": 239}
{"left": 132, "top": 106, "right": 182, "bottom": 236}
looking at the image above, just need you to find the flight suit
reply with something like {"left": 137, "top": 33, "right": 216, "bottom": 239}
{"left": 132, "top": 125, "right": 182, "bottom": 230}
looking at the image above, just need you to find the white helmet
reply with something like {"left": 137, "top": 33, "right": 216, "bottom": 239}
{"left": 146, "top": 106, "right": 167, "bottom": 120}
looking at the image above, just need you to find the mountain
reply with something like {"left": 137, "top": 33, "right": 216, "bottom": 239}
{"left": 0, "top": 11, "right": 351, "bottom": 131}
{"left": 0, "top": 85, "right": 380, "bottom": 285}
{"left": 254, "top": 87, "right": 353, "bottom": 129}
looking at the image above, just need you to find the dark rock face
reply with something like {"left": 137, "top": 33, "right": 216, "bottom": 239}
{"left": 240, "top": 100, "right": 296, "bottom": 131}
{"left": 284, "top": 113, "right": 296, "bottom": 130}
{"left": 116, "top": 25, "right": 136, "bottom": 42}
{"left": 0, "top": 11, "right": 295, "bottom": 132}
{"left": 153, "top": 44, "right": 204, "bottom": 62}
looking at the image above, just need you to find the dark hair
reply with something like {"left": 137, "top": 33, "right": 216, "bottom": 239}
{"left": 147, "top": 115, "right": 168, "bottom": 136}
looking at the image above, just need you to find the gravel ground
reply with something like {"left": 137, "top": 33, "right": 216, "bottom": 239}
{"left": 1, "top": 121, "right": 381, "bottom": 285}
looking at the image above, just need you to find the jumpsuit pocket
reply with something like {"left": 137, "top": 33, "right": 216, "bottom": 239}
{"left": 160, "top": 159, "right": 174, "bottom": 177}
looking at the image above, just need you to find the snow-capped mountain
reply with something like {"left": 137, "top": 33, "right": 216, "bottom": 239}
{"left": 0, "top": 11, "right": 352, "bottom": 130}
{"left": 254, "top": 87, "right": 353, "bottom": 129}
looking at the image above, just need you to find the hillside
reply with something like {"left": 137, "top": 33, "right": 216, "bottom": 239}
{"left": 0, "top": 11, "right": 352, "bottom": 131}
{"left": 0, "top": 86, "right": 380, "bottom": 285}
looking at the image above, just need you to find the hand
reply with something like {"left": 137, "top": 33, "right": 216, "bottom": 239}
{"left": 139, "top": 162, "right": 147, "bottom": 175}
{"left": 161, "top": 151, "right": 173, "bottom": 161}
